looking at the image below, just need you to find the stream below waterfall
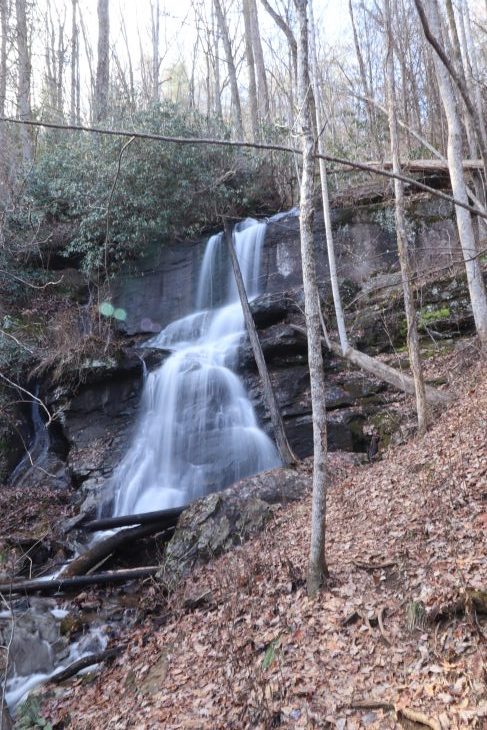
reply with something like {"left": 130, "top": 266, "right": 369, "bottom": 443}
{"left": 3, "top": 217, "right": 282, "bottom": 714}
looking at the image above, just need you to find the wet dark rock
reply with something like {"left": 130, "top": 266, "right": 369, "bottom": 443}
{"left": 6, "top": 197, "right": 477, "bottom": 499}
{"left": 162, "top": 464, "right": 310, "bottom": 582}
{"left": 249, "top": 291, "right": 299, "bottom": 328}
{"left": 238, "top": 324, "right": 308, "bottom": 370}
{"left": 0, "top": 606, "right": 69, "bottom": 678}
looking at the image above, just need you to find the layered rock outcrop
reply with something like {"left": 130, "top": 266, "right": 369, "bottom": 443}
{"left": 8, "top": 194, "right": 478, "bottom": 501}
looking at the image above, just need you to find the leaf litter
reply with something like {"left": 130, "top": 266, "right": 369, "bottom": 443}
{"left": 43, "top": 351, "right": 486, "bottom": 729}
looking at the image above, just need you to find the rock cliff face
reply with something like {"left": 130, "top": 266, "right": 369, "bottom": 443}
{"left": 10, "top": 194, "right": 477, "bottom": 504}
{"left": 112, "top": 198, "right": 460, "bottom": 336}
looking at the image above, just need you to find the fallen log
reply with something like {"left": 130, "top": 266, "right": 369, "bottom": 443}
{"left": 290, "top": 324, "right": 451, "bottom": 407}
{"left": 78, "top": 506, "right": 185, "bottom": 532}
{"left": 0, "top": 566, "right": 159, "bottom": 596}
{"left": 49, "top": 647, "right": 121, "bottom": 684}
{"left": 60, "top": 522, "right": 174, "bottom": 578}
{"left": 371, "top": 157, "right": 482, "bottom": 173}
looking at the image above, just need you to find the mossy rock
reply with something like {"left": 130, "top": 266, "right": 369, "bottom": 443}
{"left": 160, "top": 465, "right": 310, "bottom": 586}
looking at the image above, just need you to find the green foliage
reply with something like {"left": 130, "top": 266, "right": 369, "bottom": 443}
{"left": 0, "top": 319, "right": 33, "bottom": 377}
{"left": 14, "top": 695, "right": 53, "bottom": 730}
{"left": 261, "top": 639, "right": 279, "bottom": 670}
{"left": 8, "top": 104, "right": 284, "bottom": 273}
{"left": 419, "top": 306, "right": 451, "bottom": 327}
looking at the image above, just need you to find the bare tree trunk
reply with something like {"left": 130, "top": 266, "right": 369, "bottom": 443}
{"left": 45, "top": 6, "right": 56, "bottom": 113}
{"left": 260, "top": 0, "right": 297, "bottom": 82}
{"left": 0, "top": 0, "right": 7, "bottom": 118}
{"left": 16, "top": 0, "right": 32, "bottom": 164}
{"left": 79, "top": 6, "right": 95, "bottom": 118}
{"left": 213, "top": 0, "right": 243, "bottom": 137}
{"left": 0, "top": 0, "right": 9, "bottom": 197}
{"left": 308, "top": 0, "right": 348, "bottom": 354}
{"left": 249, "top": 0, "right": 269, "bottom": 120}
{"left": 2, "top": 705, "right": 13, "bottom": 730}
{"left": 418, "top": 0, "right": 487, "bottom": 347}
{"left": 295, "top": 0, "right": 329, "bottom": 597}
{"left": 120, "top": 16, "right": 135, "bottom": 108}
{"left": 212, "top": 6, "right": 223, "bottom": 121}
{"left": 151, "top": 0, "right": 160, "bottom": 103}
{"left": 463, "top": 3, "right": 485, "bottom": 145}
{"left": 444, "top": 0, "right": 483, "bottom": 238}
{"left": 243, "top": 0, "right": 259, "bottom": 139}
{"left": 349, "top": 0, "right": 381, "bottom": 158}
{"left": 70, "top": 0, "right": 79, "bottom": 124}
{"left": 94, "top": 0, "right": 109, "bottom": 122}
{"left": 414, "top": 0, "right": 487, "bottom": 185}
{"left": 56, "top": 15, "right": 66, "bottom": 118}
{"left": 385, "top": 0, "right": 428, "bottom": 435}
{"left": 224, "top": 220, "right": 297, "bottom": 465}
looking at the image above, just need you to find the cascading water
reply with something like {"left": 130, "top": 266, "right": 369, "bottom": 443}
{"left": 108, "top": 218, "right": 280, "bottom": 517}
{"left": 9, "top": 386, "right": 49, "bottom": 488}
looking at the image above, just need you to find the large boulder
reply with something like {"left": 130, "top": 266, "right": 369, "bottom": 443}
{"left": 161, "top": 464, "right": 310, "bottom": 583}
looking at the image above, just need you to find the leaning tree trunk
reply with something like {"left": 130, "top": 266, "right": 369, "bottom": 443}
{"left": 418, "top": 0, "right": 487, "bottom": 347}
{"left": 385, "top": 0, "right": 428, "bottom": 435}
{"left": 224, "top": 220, "right": 297, "bottom": 465}
{"left": 414, "top": 0, "right": 487, "bottom": 194}
{"left": 295, "top": 0, "right": 329, "bottom": 597}
{"left": 290, "top": 324, "right": 450, "bottom": 408}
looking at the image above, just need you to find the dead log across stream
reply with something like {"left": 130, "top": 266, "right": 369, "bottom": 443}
{"left": 60, "top": 522, "right": 174, "bottom": 578}
{"left": 49, "top": 647, "right": 122, "bottom": 684}
{"left": 0, "top": 566, "right": 159, "bottom": 596}
{"left": 77, "top": 506, "right": 185, "bottom": 532}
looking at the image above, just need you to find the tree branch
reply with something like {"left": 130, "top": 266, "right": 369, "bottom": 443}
{"left": 1, "top": 116, "right": 487, "bottom": 220}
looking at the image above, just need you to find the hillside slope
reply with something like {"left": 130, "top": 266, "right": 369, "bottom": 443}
{"left": 44, "top": 351, "right": 486, "bottom": 729}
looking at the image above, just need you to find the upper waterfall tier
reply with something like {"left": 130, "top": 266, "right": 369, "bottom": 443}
{"left": 109, "top": 219, "right": 280, "bottom": 516}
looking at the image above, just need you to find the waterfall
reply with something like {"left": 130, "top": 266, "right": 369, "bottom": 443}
{"left": 9, "top": 386, "right": 49, "bottom": 488}
{"left": 109, "top": 218, "right": 280, "bottom": 516}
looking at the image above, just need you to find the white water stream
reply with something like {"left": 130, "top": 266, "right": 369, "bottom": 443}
{"left": 108, "top": 217, "right": 280, "bottom": 516}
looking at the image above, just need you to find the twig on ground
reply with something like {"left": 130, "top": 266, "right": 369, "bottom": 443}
{"left": 377, "top": 606, "right": 391, "bottom": 646}
{"left": 353, "top": 559, "right": 397, "bottom": 571}
{"left": 350, "top": 700, "right": 442, "bottom": 729}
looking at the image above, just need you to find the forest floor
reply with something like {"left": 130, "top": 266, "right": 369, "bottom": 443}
{"left": 35, "top": 340, "right": 487, "bottom": 730}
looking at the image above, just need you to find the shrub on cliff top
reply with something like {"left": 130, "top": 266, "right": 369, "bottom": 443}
{"left": 7, "top": 104, "right": 288, "bottom": 273}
